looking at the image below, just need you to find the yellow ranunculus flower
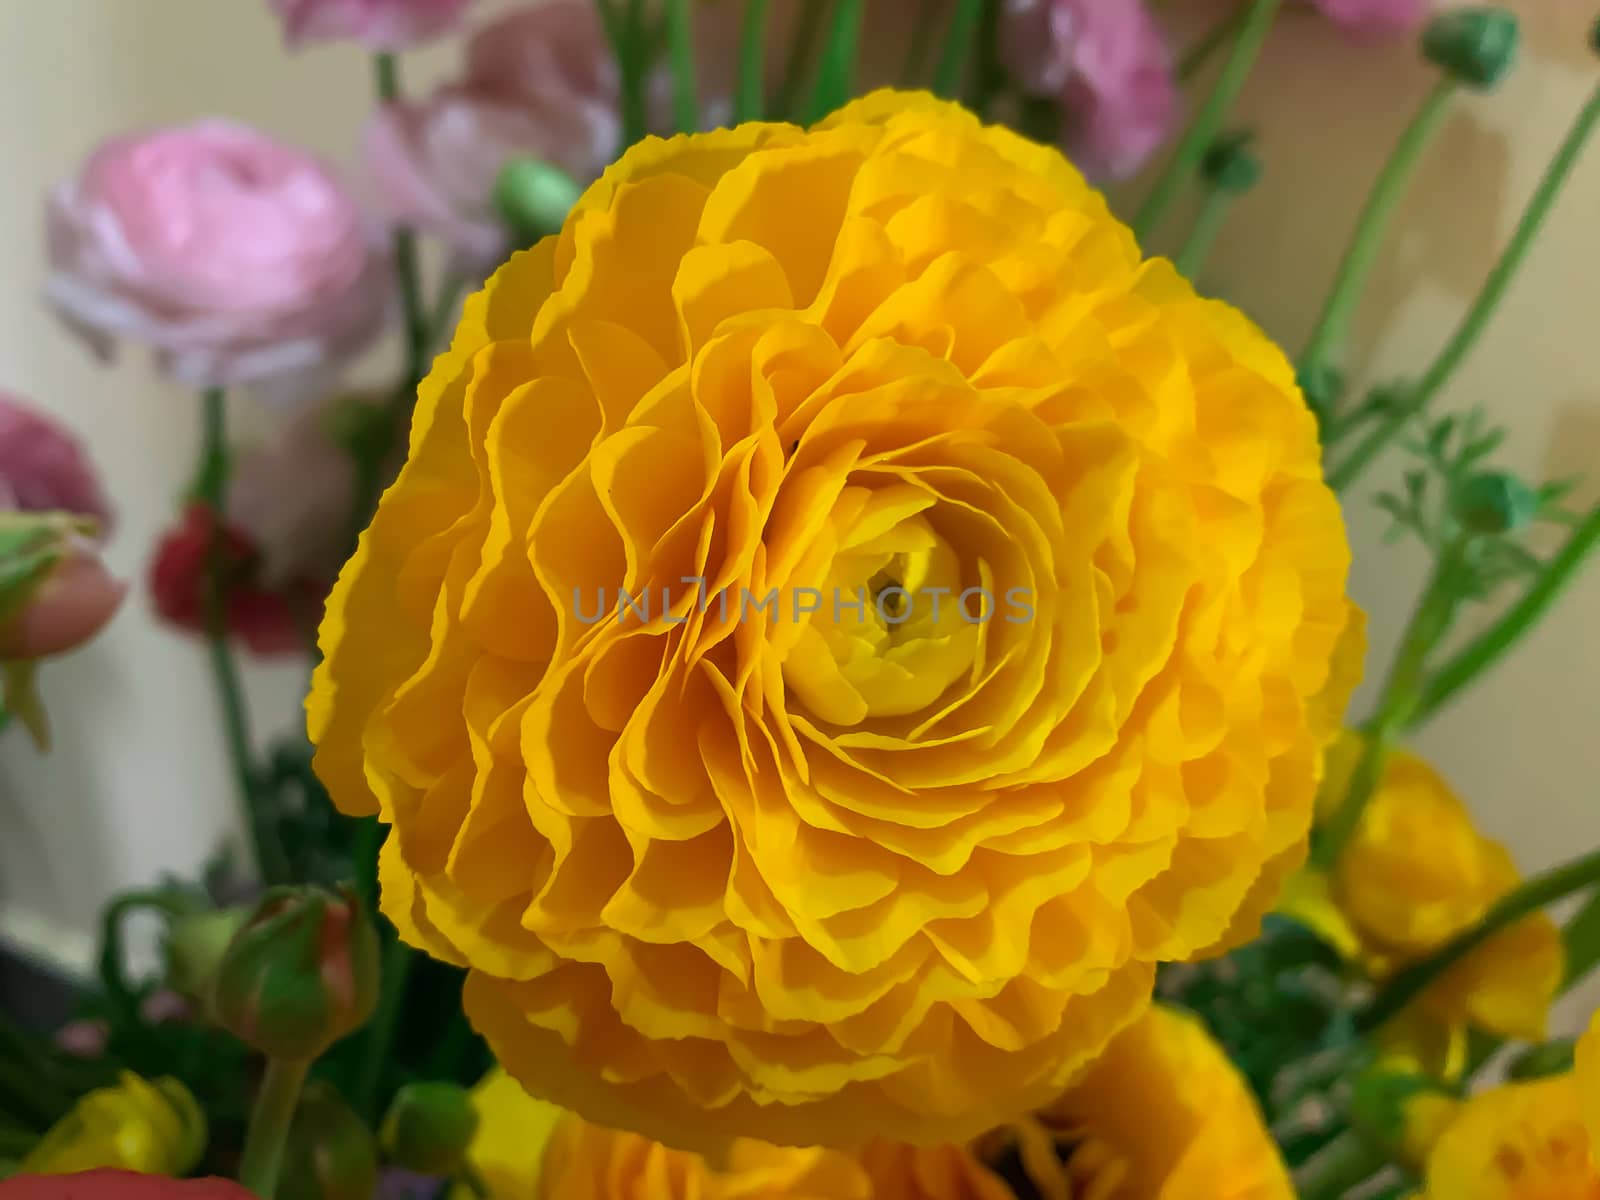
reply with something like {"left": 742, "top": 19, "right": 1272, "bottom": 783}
{"left": 455, "top": 1069, "right": 870, "bottom": 1199}
{"left": 308, "top": 89, "right": 1355, "bottom": 1147}
{"left": 1319, "top": 736, "right": 1563, "bottom": 1074}
{"left": 1578, "top": 1011, "right": 1600, "bottom": 1152}
{"left": 1418, "top": 1074, "right": 1600, "bottom": 1199}
{"left": 21, "top": 1072, "right": 205, "bottom": 1176}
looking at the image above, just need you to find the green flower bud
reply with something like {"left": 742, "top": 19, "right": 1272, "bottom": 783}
{"left": 211, "top": 885, "right": 379, "bottom": 1061}
{"left": 279, "top": 1082, "right": 378, "bottom": 1200}
{"left": 1455, "top": 471, "right": 1540, "bottom": 535}
{"left": 1506, "top": 1036, "right": 1577, "bottom": 1081}
{"left": 1422, "top": 8, "right": 1520, "bottom": 90}
{"left": 494, "top": 158, "right": 583, "bottom": 249}
{"left": 164, "top": 907, "right": 250, "bottom": 1000}
{"left": 1202, "top": 132, "right": 1262, "bottom": 194}
{"left": 379, "top": 1081, "right": 479, "bottom": 1177}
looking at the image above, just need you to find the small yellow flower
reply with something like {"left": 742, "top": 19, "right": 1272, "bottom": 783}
{"left": 1318, "top": 736, "right": 1562, "bottom": 1075}
{"left": 1418, "top": 1074, "right": 1600, "bottom": 1199}
{"left": 21, "top": 1072, "right": 206, "bottom": 1177}
{"left": 309, "top": 89, "right": 1356, "bottom": 1147}
{"left": 453, "top": 1069, "right": 869, "bottom": 1199}
{"left": 1578, "top": 1010, "right": 1600, "bottom": 1153}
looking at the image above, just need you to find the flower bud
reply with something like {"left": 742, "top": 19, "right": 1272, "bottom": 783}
{"left": 1422, "top": 8, "right": 1519, "bottom": 90}
{"left": 21, "top": 1073, "right": 206, "bottom": 1177}
{"left": 380, "top": 1082, "right": 479, "bottom": 1177}
{"left": 278, "top": 1082, "right": 379, "bottom": 1200}
{"left": 0, "top": 512, "right": 124, "bottom": 661}
{"left": 1455, "top": 471, "right": 1540, "bottom": 535}
{"left": 1202, "top": 132, "right": 1262, "bottom": 194}
{"left": 1349, "top": 1068, "right": 1460, "bottom": 1170}
{"left": 164, "top": 907, "right": 250, "bottom": 1001}
{"left": 494, "top": 158, "right": 583, "bottom": 249}
{"left": 211, "top": 885, "right": 379, "bottom": 1061}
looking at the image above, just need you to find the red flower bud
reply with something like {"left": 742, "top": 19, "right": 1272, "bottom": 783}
{"left": 0, "top": 1171, "right": 254, "bottom": 1200}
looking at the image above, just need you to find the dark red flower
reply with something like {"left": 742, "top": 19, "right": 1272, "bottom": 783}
{"left": 0, "top": 1171, "right": 254, "bottom": 1199}
{"left": 148, "top": 503, "right": 323, "bottom": 657}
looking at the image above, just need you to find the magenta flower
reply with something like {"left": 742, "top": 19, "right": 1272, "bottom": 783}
{"left": 1314, "top": 0, "right": 1430, "bottom": 38}
{"left": 267, "top": 0, "right": 475, "bottom": 51}
{"left": 46, "top": 121, "right": 389, "bottom": 391}
{"left": 999, "top": 0, "right": 1180, "bottom": 181}
{"left": 0, "top": 392, "right": 113, "bottom": 532}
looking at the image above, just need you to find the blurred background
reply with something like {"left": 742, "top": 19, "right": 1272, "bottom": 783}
{"left": 0, "top": 0, "right": 1594, "bottom": 1028}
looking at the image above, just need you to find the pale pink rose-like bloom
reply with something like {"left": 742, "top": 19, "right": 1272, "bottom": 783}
{"left": 0, "top": 391, "right": 113, "bottom": 532}
{"left": 267, "top": 0, "right": 475, "bottom": 51}
{"left": 363, "top": 1, "right": 618, "bottom": 273}
{"left": 1314, "top": 0, "right": 1430, "bottom": 38}
{"left": 999, "top": 0, "right": 1180, "bottom": 181}
{"left": 46, "top": 121, "right": 391, "bottom": 392}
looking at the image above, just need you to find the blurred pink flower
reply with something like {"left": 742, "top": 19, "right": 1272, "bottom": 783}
{"left": 0, "top": 391, "right": 113, "bottom": 533}
{"left": 1313, "top": 0, "right": 1430, "bottom": 38}
{"left": 999, "top": 0, "right": 1180, "bottom": 181}
{"left": 226, "top": 396, "right": 365, "bottom": 588}
{"left": 267, "top": 0, "right": 475, "bottom": 51}
{"left": 361, "top": 1, "right": 617, "bottom": 272}
{"left": 54, "top": 1019, "right": 110, "bottom": 1059}
{"left": 46, "top": 121, "right": 390, "bottom": 391}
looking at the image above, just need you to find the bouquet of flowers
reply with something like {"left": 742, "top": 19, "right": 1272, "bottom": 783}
{"left": 2, "top": 1, "right": 1598, "bottom": 1197}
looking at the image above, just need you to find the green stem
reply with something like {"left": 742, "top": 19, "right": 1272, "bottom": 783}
{"left": 601, "top": 0, "right": 652, "bottom": 149}
{"left": 772, "top": 0, "right": 830, "bottom": 121}
{"left": 734, "top": 0, "right": 771, "bottom": 122}
{"left": 355, "top": 937, "right": 414, "bottom": 1121}
{"left": 1295, "top": 1130, "right": 1388, "bottom": 1200}
{"left": 238, "top": 1057, "right": 310, "bottom": 1199}
{"left": 932, "top": 0, "right": 983, "bottom": 99}
{"left": 900, "top": 0, "right": 941, "bottom": 87}
{"left": 665, "top": 0, "right": 699, "bottom": 133}
{"left": 1357, "top": 847, "right": 1600, "bottom": 1035}
{"left": 1299, "top": 77, "right": 1456, "bottom": 381}
{"left": 1330, "top": 80, "right": 1600, "bottom": 491}
{"left": 1313, "top": 537, "right": 1469, "bottom": 868}
{"left": 804, "top": 0, "right": 863, "bottom": 123}
{"left": 1411, "top": 503, "right": 1600, "bottom": 725}
{"left": 1132, "top": 0, "right": 1281, "bottom": 244}
{"left": 1178, "top": 3, "right": 1248, "bottom": 81}
{"left": 1174, "top": 185, "right": 1236, "bottom": 279}
{"left": 1562, "top": 885, "right": 1600, "bottom": 992}
{"left": 198, "top": 389, "right": 286, "bottom": 885}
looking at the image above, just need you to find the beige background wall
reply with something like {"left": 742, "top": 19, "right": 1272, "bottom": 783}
{"left": 0, "top": 1, "right": 1595, "bottom": 1021}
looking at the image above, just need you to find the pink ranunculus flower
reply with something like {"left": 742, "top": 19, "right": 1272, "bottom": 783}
{"left": 267, "top": 0, "right": 475, "bottom": 51}
{"left": 46, "top": 121, "right": 390, "bottom": 392}
{"left": 1314, "top": 0, "right": 1430, "bottom": 38}
{"left": 0, "top": 392, "right": 113, "bottom": 533}
{"left": 362, "top": 0, "right": 618, "bottom": 273}
{"left": 999, "top": 0, "right": 1180, "bottom": 181}
{"left": 0, "top": 1171, "right": 255, "bottom": 1200}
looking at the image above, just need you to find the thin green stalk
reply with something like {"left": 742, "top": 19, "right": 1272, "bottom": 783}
{"left": 1313, "top": 537, "right": 1469, "bottom": 868}
{"left": 238, "top": 1057, "right": 310, "bottom": 1199}
{"left": 1179, "top": 3, "right": 1248, "bottom": 81}
{"left": 1358, "top": 847, "right": 1600, "bottom": 1035}
{"left": 1411, "top": 503, "right": 1600, "bottom": 725}
{"left": 198, "top": 389, "right": 286, "bottom": 885}
{"left": 734, "top": 0, "right": 772, "bottom": 122}
{"left": 665, "top": 0, "right": 699, "bottom": 133}
{"left": 355, "top": 937, "right": 414, "bottom": 1121}
{"left": 1330, "top": 81, "right": 1600, "bottom": 490}
{"left": 1299, "top": 77, "right": 1456, "bottom": 381}
{"left": 1563, "top": 886, "right": 1600, "bottom": 992}
{"left": 1295, "top": 1130, "right": 1388, "bottom": 1200}
{"left": 931, "top": 0, "right": 983, "bottom": 99}
{"left": 804, "top": 0, "right": 864, "bottom": 123}
{"left": 1174, "top": 186, "right": 1236, "bottom": 278}
{"left": 599, "top": 0, "right": 652, "bottom": 149}
{"left": 900, "top": 0, "right": 941, "bottom": 87}
{"left": 772, "top": 0, "right": 831, "bottom": 120}
{"left": 1133, "top": 0, "right": 1281, "bottom": 243}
